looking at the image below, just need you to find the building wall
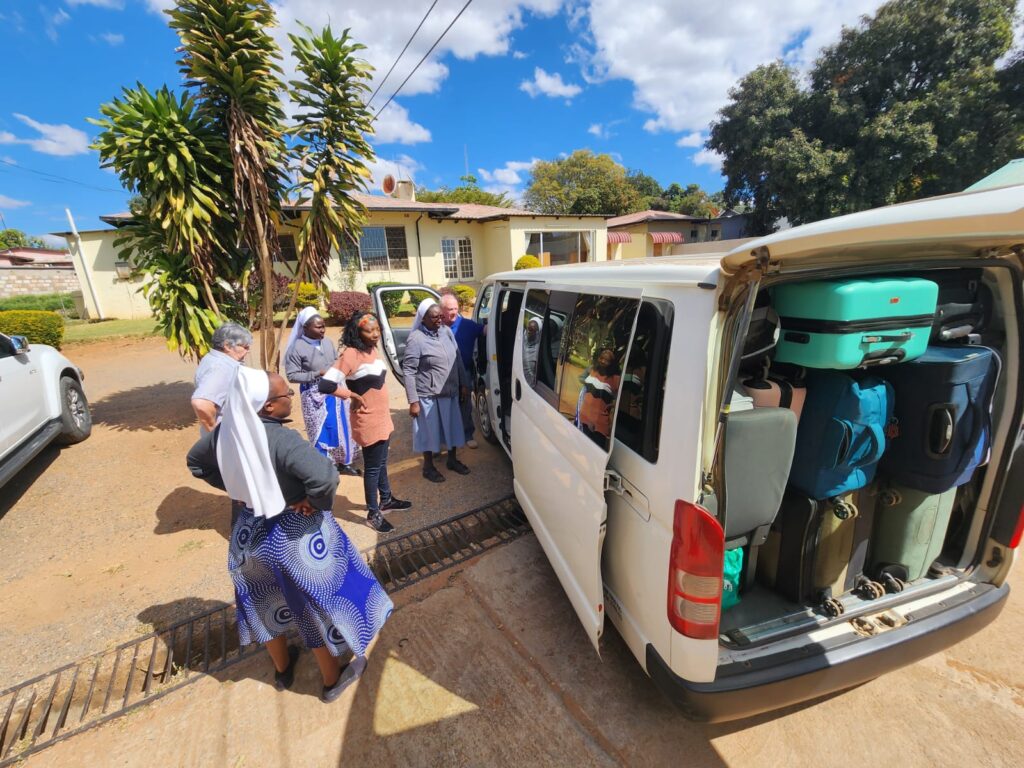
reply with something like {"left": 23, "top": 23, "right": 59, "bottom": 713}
{"left": 506, "top": 217, "right": 608, "bottom": 268}
{"left": 63, "top": 230, "right": 153, "bottom": 319}
{"left": 0, "top": 267, "right": 80, "bottom": 299}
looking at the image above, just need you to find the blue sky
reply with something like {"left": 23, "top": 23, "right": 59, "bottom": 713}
{"left": 0, "top": 0, "right": 931, "bottom": 242}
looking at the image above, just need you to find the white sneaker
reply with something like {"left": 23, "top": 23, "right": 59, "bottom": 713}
{"left": 466, "top": 439, "right": 479, "bottom": 449}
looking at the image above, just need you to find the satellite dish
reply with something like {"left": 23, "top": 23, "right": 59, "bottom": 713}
{"left": 381, "top": 174, "right": 396, "bottom": 195}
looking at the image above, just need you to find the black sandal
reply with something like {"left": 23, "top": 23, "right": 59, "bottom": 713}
{"left": 446, "top": 459, "right": 470, "bottom": 475}
{"left": 423, "top": 466, "right": 446, "bottom": 483}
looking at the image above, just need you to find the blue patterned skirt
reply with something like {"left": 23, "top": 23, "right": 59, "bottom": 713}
{"left": 300, "top": 382, "right": 358, "bottom": 465}
{"left": 228, "top": 506, "right": 392, "bottom": 657}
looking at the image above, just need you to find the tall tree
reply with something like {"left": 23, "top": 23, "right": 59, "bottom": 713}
{"left": 709, "top": 0, "right": 1022, "bottom": 233}
{"left": 0, "top": 229, "right": 46, "bottom": 250}
{"left": 170, "top": 0, "right": 288, "bottom": 369}
{"left": 523, "top": 150, "right": 642, "bottom": 216}
{"left": 417, "top": 175, "right": 514, "bottom": 207}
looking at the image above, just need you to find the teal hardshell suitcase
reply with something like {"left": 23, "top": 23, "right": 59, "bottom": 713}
{"left": 772, "top": 278, "right": 938, "bottom": 369}
{"left": 870, "top": 484, "right": 956, "bottom": 582}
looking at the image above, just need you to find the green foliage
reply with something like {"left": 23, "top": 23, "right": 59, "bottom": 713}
{"left": 451, "top": 284, "right": 477, "bottom": 307}
{"left": 709, "top": 0, "right": 1023, "bottom": 233}
{"left": 523, "top": 150, "right": 642, "bottom": 216}
{"left": 417, "top": 180, "right": 513, "bottom": 207}
{"left": 366, "top": 281, "right": 404, "bottom": 315}
{"left": 138, "top": 249, "right": 220, "bottom": 359}
{"left": 288, "top": 281, "right": 325, "bottom": 309}
{"left": 0, "top": 229, "right": 47, "bottom": 250}
{"left": 0, "top": 292, "right": 79, "bottom": 318}
{"left": 0, "top": 310, "right": 65, "bottom": 348}
{"left": 515, "top": 255, "right": 541, "bottom": 270}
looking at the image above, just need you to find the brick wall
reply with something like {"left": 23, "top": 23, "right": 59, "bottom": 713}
{"left": 0, "top": 267, "right": 81, "bottom": 299}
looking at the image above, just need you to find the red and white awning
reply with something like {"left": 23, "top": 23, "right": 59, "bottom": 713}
{"left": 649, "top": 232, "right": 684, "bottom": 244}
{"left": 606, "top": 231, "right": 632, "bottom": 243}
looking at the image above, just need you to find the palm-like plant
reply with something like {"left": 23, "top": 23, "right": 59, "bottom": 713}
{"left": 169, "top": 0, "right": 287, "bottom": 368}
{"left": 276, "top": 24, "right": 377, "bottom": 353}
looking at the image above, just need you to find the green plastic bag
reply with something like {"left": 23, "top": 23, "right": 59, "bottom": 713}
{"left": 721, "top": 548, "right": 744, "bottom": 611}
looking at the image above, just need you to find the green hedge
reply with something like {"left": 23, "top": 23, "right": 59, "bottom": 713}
{"left": 0, "top": 310, "right": 65, "bottom": 348}
{"left": 365, "top": 282, "right": 435, "bottom": 317}
{"left": 0, "top": 292, "right": 79, "bottom": 318}
{"left": 452, "top": 284, "right": 477, "bottom": 307}
{"left": 288, "top": 281, "right": 326, "bottom": 309}
{"left": 515, "top": 254, "right": 541, "bottom": 270}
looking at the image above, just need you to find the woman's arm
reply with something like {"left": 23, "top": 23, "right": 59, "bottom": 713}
{"left": 401, "top": 332, "right": 422, "bottom": 405}
{"left": 186, "top": 430, "right": 227, "bottom": 491}
{"left": 284, "top": 344, "right": 316, "bottom": 384}
{"left": 278, "top": 429, "right": 339, "bottom": 510}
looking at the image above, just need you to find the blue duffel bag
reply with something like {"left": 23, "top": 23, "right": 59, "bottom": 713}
{"left": 789, "top": 371, "right": 894, "bottom": 500}
{"left": 878, "top": 345, "right": 999, "bottom": 493}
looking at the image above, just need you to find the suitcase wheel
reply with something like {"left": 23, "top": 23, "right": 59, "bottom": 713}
{"left": 879, "top": 572, "right": 906, "bottom": 594}
{"left": 854, "top": 576, "right": 886, "bottom": 600}
{"left": 879, "top": 488, "right": 902, "bottom": 507}
{"left": 820, "top": 596, "right": 845, "bottom": 618}
{"left": 831, "top": 498, "right": 858, "bottom": 520}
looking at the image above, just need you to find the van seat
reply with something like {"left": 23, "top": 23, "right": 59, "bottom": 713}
{"left": 723, "top": 408, "right": 798, "bottom": 547}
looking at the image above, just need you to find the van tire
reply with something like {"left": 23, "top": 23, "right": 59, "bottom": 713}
{"left": 475, "top": 384, "right": 498, "bottom": 445}
{"left": 55, "top": 376, "right": 92, "bottom": 445}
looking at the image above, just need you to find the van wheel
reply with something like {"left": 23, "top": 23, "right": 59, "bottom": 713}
{"left": 475, "top": 384, "right": 498, "bottom": 445}
{"left": 55, "top": 376, "right": 92, "bottom": 445}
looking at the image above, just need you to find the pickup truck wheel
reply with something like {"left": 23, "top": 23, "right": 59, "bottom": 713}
{"left": 475, "top": 384, "right": 498, "bottom": 445}
{"left": 55, "top": 376, "right": 92, "bottom": 445}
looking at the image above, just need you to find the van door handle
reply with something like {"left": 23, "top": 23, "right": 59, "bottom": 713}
{"left": 515, "top": 380, "right": 522, "bottom": 401}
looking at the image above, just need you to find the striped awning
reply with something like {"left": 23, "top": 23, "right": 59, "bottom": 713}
{"left": 649, "top": 231, "right": 684, "bottom": 244}
{"left": 606, "top": 231, "right": 632, "bottom": 244}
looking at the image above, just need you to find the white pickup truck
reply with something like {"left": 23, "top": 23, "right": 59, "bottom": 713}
{"left": 0, "top": 332, "right": 91, "bottom": 488}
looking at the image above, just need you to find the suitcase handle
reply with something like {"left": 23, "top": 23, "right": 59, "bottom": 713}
{"left": 926, "top": 404, "right": 955, "bottom": 457}
{"left": 861, "top": 332, "right": 913, "bottom": 344}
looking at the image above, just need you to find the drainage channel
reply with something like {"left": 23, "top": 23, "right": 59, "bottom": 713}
{"left": 0, "top": 496, "right": 528, "bottom": 765}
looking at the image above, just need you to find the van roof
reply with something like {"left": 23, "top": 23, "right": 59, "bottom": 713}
{"left": 487, "top": 184, "right": 1024, "bottom": 286}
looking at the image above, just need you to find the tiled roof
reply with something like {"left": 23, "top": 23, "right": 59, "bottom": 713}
{"left": 606, "top": 209, "right": 704, "bottom": 228}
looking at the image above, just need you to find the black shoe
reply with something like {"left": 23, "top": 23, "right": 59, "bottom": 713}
{"left": 379, "top": 497, "right": 412, "bottom": 514}
{"left": 366, "top": 510, "right": 395, "bottom": 533}
{"left": 274, "top": 645, "right": 300, "bottom": 691}
{"left": 321, "top": 656, "right": 367, "bottom": 703}
{"left": 337, "top": 463, "right": 362, "bottom": 477}
{"left": 446, "top": 459, "right": 470, "bottom": 475}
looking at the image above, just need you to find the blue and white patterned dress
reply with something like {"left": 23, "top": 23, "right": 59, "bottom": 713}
{"left": 229, "top": 507, "right": 393, "bottom": 656}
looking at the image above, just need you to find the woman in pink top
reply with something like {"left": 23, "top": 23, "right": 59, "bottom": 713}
{"left": 321, "top": 312, "right": 411, "bottom": 533}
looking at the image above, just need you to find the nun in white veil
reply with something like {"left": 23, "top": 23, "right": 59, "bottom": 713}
{"left": 284, "top": 305, "right": 360, "bottom": 476}
{"left": 187, "top": 367, "right": 392, "bottom": 702}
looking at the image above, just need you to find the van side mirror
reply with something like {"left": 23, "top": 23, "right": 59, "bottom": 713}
{"left": 10, "top": 335, "right": 29, "bottom": 354}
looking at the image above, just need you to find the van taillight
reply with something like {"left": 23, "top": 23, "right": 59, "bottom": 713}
{"left": 667, "top": 500, "right": 724, "bottom": 640}
{"left": 1009, "top": 504, "right": 1024, "bottom": 549}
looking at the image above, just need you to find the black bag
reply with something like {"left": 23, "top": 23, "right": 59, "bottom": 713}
{"left": 922, "top": 269, "right": 992, "bottom": 342}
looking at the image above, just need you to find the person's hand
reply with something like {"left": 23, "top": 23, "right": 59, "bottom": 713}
{"left": 409, "top": 402, "right": 420, "bottom": 418}
{"left": 349, "top": 392, "right": 365, "bottom": 411}
{"left": 459, "top": 385, "right": 469, "bottom": 404}
{"left": 293, "top": 498, "right": 316, "bottom": 516}
{"left": 318, "top": 369, "right": 328, "bottom": 377}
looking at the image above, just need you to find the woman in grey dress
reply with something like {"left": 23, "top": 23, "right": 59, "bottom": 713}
{"left": 284, "top": 307, "right": 360, "bottom": 476}
{"left": 401, "top": 299, "right": 470, "bottom": 483}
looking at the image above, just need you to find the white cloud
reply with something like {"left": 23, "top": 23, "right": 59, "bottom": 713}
{"left": 0, "top": 114, "right": 91, "bottom": 157}
{"left": 43, "top": 7, "right": 71, "bottom": 42}
{"left": 144, "top": 0, "right": 173, "bottom": 13}
{"left": 477, "top": 158, "right": 539, "bottom": 198}
{"left": 40, "top": 234, "right": 69, "bottom": 249}
{"left": 0, "top": 194, "right": 31, "bottom": 209}
{"left": 520, "top": 67, "right": 582, "bottom": 99}
{"left": 371, "top": 103, "right": 431, "bottom": 145}
{"left": 365, "top": 153, "right": 422, "bottom": 192}
{"left": 587, "top": 123, "right": 604, "bottom": 138}
{"left": 67, "top": 0, "right": 125, "bottom": 8}
{"left": 512, "top": 50, "right": 528, "bottom": 59}
{"left": 99, "top": 32, "right": 125, "bottom": 46}
{"left": 676, "top": 131, "right": 704, "bottom": 148}
{"left": 692, "top": 148, "right": 724, "bottom": 171}
{"left": 586, "top": 119, "right": 623, "bottom": 140}
{"left": 574, "top": 0, "right": 884, "bottom": 135}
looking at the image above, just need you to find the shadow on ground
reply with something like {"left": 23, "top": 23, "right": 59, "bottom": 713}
{"left": 137, "top": 597, "right": 233, "bottom": 632}
{"left": 90, "top": 381, "right": 197, "bottom": 432}
{"left": 0, "top": 446, "right": 60, "bottom": 520}
{"left": 155, "top": 486, "right": 232, "bottom": 540}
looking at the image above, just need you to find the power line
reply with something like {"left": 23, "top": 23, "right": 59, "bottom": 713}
{"left": 372, "top": 0, "right": 474, "bottom": 122}
{"left": 367, "top": 0, "right": 441, "bottom": 108}
{"left": 0, "top": 157, "right": 123, "bottom": 194}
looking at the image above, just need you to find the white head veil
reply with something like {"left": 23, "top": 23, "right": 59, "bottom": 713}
{"left": 285, "top": 306, "right": 321, "bottom": 359}
{"left": 526, "top": 316, "right": 543, "bottom": 345}
{"left": 410, "top": 297, "right": 439, "bottom": 333}
{"left": 215, "top": 367, "right": 287, "bottom": 519}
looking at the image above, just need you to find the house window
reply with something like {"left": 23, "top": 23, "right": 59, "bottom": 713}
{"left": 690, "top": 229, "right": 698, "bottom": 239}
{"left": 525, "top": 231, "right": 591, "bottom": 266}
{"left": 710, "top": 229, "right": 720, "bottom": 240}
{"left": 277, "top": 234, "right": 298, "bottom": 262}
{"left": 339, "top": 226, "right": 410, "bottom": 271}
{"left": 441, "top": 236, "right": 474, "bottom": 280}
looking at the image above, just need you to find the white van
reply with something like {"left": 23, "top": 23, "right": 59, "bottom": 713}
{"left": 372, "top": 184, "right": 1024, "bottom": 721}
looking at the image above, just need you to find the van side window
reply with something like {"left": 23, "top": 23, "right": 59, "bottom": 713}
{"left": 522, "top": 289, "right": 549, "bottom": 388}
{"left": 615, "top": 299, "right": 673, "bottom": 463}
{"left": 476, "top": 284, "right": 493, "bottom": 321}
{"left": 557, "top": 295, "right": 640, "bottom": 450}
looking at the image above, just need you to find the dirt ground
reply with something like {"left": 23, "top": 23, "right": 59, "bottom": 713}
{"left": 22, "top": 535, "right": 1024, "bottom": 768}
{"left": 0, "top": 335, "right": 512, "bottom": 687}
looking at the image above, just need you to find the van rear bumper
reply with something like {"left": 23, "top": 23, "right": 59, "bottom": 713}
{"left": 647, "top": 581, "right": 1009, "bottom": 723}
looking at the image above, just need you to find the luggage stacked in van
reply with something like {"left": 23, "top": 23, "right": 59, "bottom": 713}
{"left": 736, "top": 275, "right": 999, "bottom": 617}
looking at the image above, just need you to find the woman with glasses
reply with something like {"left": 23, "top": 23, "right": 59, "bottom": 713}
{"left": 284, "top": 307, "right": 360, "bottom": 477}
{"left": 187, "top": 369, "right": 392, "bottom": 702}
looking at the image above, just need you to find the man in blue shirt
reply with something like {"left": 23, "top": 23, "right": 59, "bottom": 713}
{"left": 440, "top": 293, "right": 485, "bottom": 448}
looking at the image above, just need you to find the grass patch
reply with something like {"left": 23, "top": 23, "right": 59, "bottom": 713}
{"left": 178, "top": 539, "right": 207, "bottom": 554}
{"left": 0, "top": 291, "right": 79, "bottom": 317}
{"left": 64, "top": 318, "right": 159, "bottom": 344}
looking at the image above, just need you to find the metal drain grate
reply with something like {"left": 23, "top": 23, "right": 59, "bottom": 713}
{"left": 0, "top": 496, "right": 527, "bottom": 765}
